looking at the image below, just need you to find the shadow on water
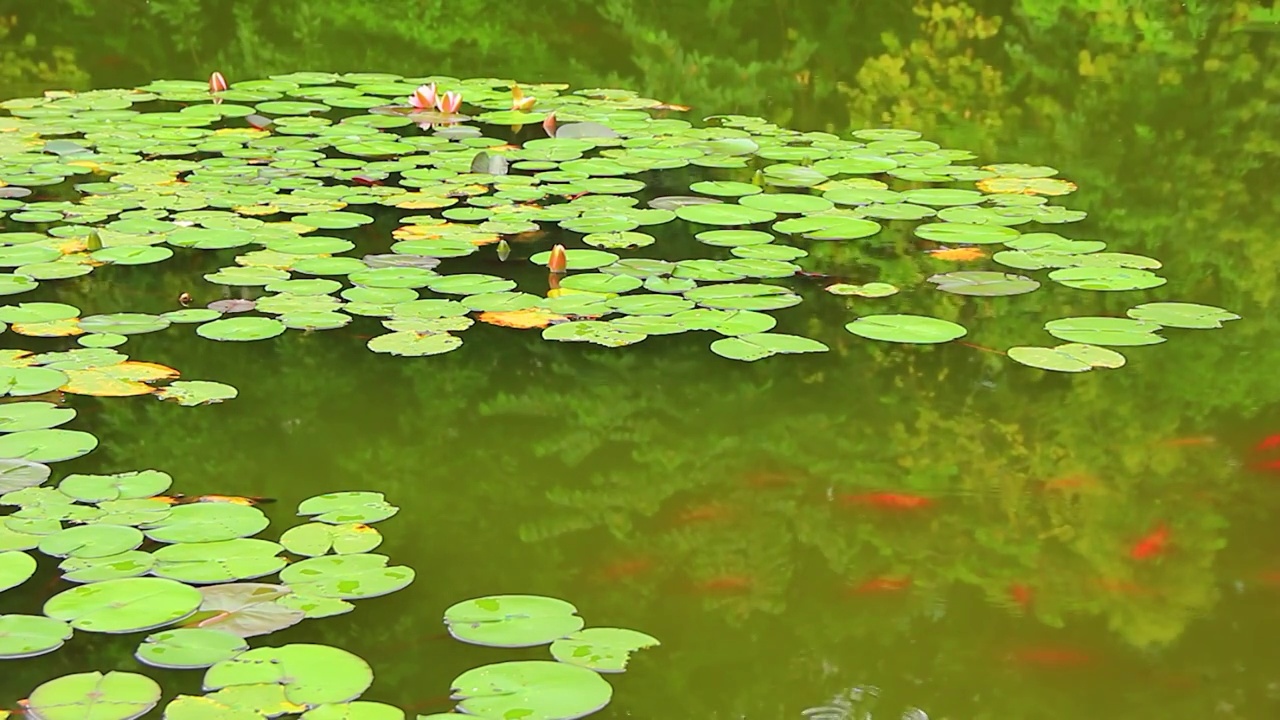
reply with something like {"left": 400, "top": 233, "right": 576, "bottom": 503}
{"left": 1, "top": 0, "right": 1280, "bottom": 718}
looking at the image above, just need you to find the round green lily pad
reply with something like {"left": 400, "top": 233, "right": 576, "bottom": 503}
{"left": 0, "top": 550, "right": 37, "bottom": 592}
{"left": 529, "top": 249, "right": 619, "bottom": 271}
{"left": 0, "top": 366, "right": 69, "bottom": 397}
{"left": 294, "top": 211, "right": 374, "bottom": 229}
{"left": 0, "top": 428, "right": 99, "bottom": 463}
{"left": 845, "top": 315, "right": 967, "bottom": 344}
{"left": 709, "top": 333, "right": 829, "bottom": 362}
{"left": 136, "top": 628, "right": 249, "bottom": 669}
{"left": 0, "top": 402, "right": 75, "bottom": 433}
{"left": 1007, "top": 344, "right": 1127, "bottom": 373}
{"left": 675, "top": 203, "right": 776, "bottom": 226}
{"left": 445, "top": 595, "right": 584, "bottom": 648}
{"left": 915, "top": 222, "right": 1019, "bottom": 245}
{"left": 38, "top": 524, "right": 144, "bottom": 559}
{"left": 1043, "top": 317, "right": 1165, "bottom": 346}
{"left": 367, "top": 332, "right": 463, "bottom": 357}
{"left": 278, "top": 554, "right": 415, "bottom": 600}
{"left": 825, "top": 282, "right": 898, "bottom": 298}
{"left": 280, "top": 522, "right": 382, "bottom": 557}
{"left": 204, "top": 643, "right": 373, "bottom": 706}
{"left": 59, "top": 551, "right": 156, "bottom": 584}
{"left": 152, "top": 538, "right": 286, "bottom": 584}
{"left": 27, "top": 671, "right": 161, "bottom": 720}
{"left": 1048, "top": 266, "right": 1167, "bottom": 291}
{"left": 197, "top": 317, "right": 287, "bottom": 342}
{"left": 927, "top": 271, "right": 1040, "bottom": 296}
{"left": 297, "top": 491, "right": 399, "bottom": 524}
{"left": 143, "top": 503, "right": 270, "bottom": 543}
{"left": 1126, "top": 302, "right": 1240, "bottom": 329}
{"left": 549, "top": 627, "right": 661, "bottom": 673}
{"left": 44, "top": 577, "right": 203, "bottom": 633}
{"left": 156, "top": 380, "right": 239, "bottom": 406}
{"left": 58, "top": 469, "right": 171, "bottom": 502}
{"left": 0, "top": 614, "right": 73, "bottom": 659}
{"left": 451, "top": 661, "right": 613, "bottom": 720}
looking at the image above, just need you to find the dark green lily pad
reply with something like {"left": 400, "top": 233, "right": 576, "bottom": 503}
{"left": 445, "top": 595, "right": 584, "bottom": 648}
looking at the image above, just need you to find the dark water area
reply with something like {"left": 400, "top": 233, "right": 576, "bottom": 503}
{"left": 1, "top": 1, "right": 1279, "bottom": 718}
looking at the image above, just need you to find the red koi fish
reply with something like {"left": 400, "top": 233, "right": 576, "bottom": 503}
{"left": 1251, "top": 458, "right": 1280, "bottom": 472}
{"left": 1255, "top": 434, "right": 1280, "bottom": 452}
{"left": 693, "top": 575, "right": 753, "bottom": 594}
{"left": 674, "top": 502, "right": 734, "bottom": 524}
{"left": 1130, "top": 524, "right": 1170, "bottom": 560}
{"left": 849, "top": 576, "right": 912, "bottom": 594}
{"left": 1007, "top": 647, "right": 1093, "bottom": 668}
{"left": 838, "top": 492, "right": 934, "bottom": 510}
{"left": 1009, "top": 583, "right": 1034, "bottom": 609}
{"left": 595, "top": 557, "right": 654, "bottom": 582}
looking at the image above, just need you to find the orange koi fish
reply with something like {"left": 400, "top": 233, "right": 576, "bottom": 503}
{"left": 1251, "top": 458, "right": 1280, "bottom": 472}
{"left": 1160, "top": 436, "right": 1217, "bottom": 447}
{"left": 693, "top": 575, "right": 753, "bottom": 594}
{"left": 1130, "top": 524, "right": 1170, "bottom": 560}
{"left": 838, "top": 492, "right": 934, "bottom": 510}
{"left": 596, "top": 557, "right": 654, "bottom": 582}
{"left": 1008, "top": 583, "right": 1034, "bottom": 609}
{"left": 1255, "top": 434, "right": 1280, "bottom": 452}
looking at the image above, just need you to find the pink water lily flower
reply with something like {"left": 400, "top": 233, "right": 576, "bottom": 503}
{"left": 408, "top": 83, "right": 438, "bottom": 111}
{"left": 209, "top": 71, "right": 228, "bottom": 93}
{"left": 437, "top": 91, "right": 463, "bottom": 115}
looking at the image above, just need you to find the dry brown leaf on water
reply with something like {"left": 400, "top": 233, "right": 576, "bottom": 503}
{"left": 477, "top": 309, "right": 569, "bottom": 329}
{"left": 928, "top": 247, "right": 988, "bottom": 261}
{"left": 976, "top": 177, "right": 1078, "bottom": 196}
{"left": 11, "top": 319, "right": 83, "bottom": 337}
{"left": 61, "top": 361, "right": 180, "bottom": 397}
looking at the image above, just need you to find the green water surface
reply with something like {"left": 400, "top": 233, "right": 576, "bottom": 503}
{"left": 2, "top": 1, "right": 1279, "bottom": 718}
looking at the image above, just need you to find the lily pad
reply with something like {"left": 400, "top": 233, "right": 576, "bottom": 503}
{"left": 1, "top": 366, "right": 69, "bottom": 397}
{"left": 0, "top": 550, "right": 37, "bottom": 592}
{"left": 1007, "top": 344, "right": 1127, "bottom": 373}
{"left": 156, "top": 380, "right": 239, "bottom": 406}
{"left": 914, "top": 222, "right": 1019, "bottom": 245}
{"left": 1043, "top": 317, "right": 1165, "bottom": 346}
{"left": 825, "top": 282, "right": 898, "bottom": 298}
{"left": 542, "top": 321, "right": 645, "bottom": 348}
{"left": 445, "top": 595, "right": 584, "bottom": 648}
{"left": 278, "top": 554, "right": 415, "bottom": 600}
{"left": 845, "top": 315, "right": 967, "bottom": 344}
{"left": 675, "top": 204, "right": 776, "bottom": 226}
{"left": 38, "top": 524, "right": 144, "bottom": 559}
{"left": 197, "top": 317, "right": 287, "bottom": 342}
{"left": 529, "top": 250, "right": 619, "bottom": 271}
{"left": 194, "top": 583, "right": 305, "bottom": 638}
{"left": 367, "top": 332, "right": 462, "bottom": 357}
{"left": 27, "top": 671, "right": 161, "bottom": 720}
{"left": 297, "top": 491, "right": 399, "bottom": 524}
{"left": 927, "top": 271, "right": 1040, "bottom": 296}
{"left": 685, "top": 284, "right": 801, "bottom": 311}
{"left": 143, "top": 503, "right": 270, "bottom": 543}
{"left": 0, "top": 402, "right": 75, "bottom": 433}
{"left": 451, "top": 661, "right": 613, "bottom": 720}
{"left": 1126, "top": 302, "right": 1241, "bottom": 329}
{"left": 1048, "top": 267, "right": 1167, "bottom": 291}
{"left": 0, "top": 458, "right": 51, "bottom": 493}
{"left": 0, "top": 428, "right": 98, "bottom": 463}
{"left": 43, "top": 576, "right": 203, "bottom": 633}
{"left": 59, "top": 551, "right": 156, "bottom": 584}
{"left": 0, "top": 614, "right": 73, "bottom": 659}
{"left": 58, "top": 469, "right": 172, "bottom": 502}
{"left": 152, "top": 538, "right": 286, "bottom": 584}
{"left": 280, "top": 522, "right": 383, "bottom": 557}
{"left": 136, "top": 628, "right": 249, "bottom": 669}
{"left": 203, "top": 643, "right": 374, "bottom": 706}
{"left": 549, "top": 627, "right": 661, "bottom": 673}
{"left": 709, "top": 333, "right": 828, "bottom": 362}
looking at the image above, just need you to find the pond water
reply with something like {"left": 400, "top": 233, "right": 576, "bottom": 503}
{"left": 1, "top": 1, "right": 1279, "bottom": 718}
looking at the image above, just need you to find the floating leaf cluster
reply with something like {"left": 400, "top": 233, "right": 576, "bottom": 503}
{"left": 0, "top": 73, "right": 1238, "bottom": 370}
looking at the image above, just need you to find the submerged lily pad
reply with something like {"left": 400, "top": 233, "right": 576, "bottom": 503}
{"left": 927, "top": 271, "right": 1040, "bottom": 296}
{"left": 27, "top": 671, "right": 161, "bottom": 720}
{"left": 451, "top": 661, "right": 613, "bottom": 720}
{"left": 845, "top": 315, "right": 967, "bottom": 344}
{"left": 445, "top": 595, "right": 584, "bottom": 648}
{"left": 549, "top": 627, "right": 661, "bottom": 673}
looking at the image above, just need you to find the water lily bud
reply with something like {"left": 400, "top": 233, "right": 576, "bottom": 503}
{"left": 548, "top": 244, "right": 568, "bottom": 273}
